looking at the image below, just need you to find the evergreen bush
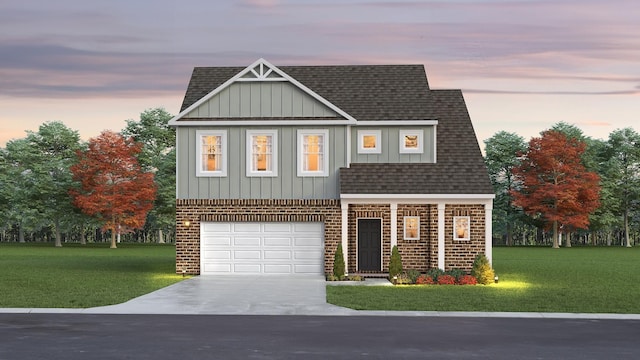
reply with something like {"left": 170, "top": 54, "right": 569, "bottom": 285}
{"left": 333, "top": 243, "right": 345, "bottom": 279}
{"left": 471, "top": 253, "right": 495, "bottom": 285}
{"left": 389, "top": 245, "right": 403, "bottom": 278}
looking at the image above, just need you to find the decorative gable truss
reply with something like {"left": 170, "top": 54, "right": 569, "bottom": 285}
{"left": 168, "top": 58, "right": 356, "bottom": 126}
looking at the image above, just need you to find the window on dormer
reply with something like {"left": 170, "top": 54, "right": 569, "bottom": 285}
{"left": 358, "top": 130, "right": 381, "bottom": 154}
{"left": 399, "top": 130, "right": 424, "bottom": 154}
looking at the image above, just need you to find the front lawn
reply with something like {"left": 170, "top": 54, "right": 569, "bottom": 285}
{"left": 0, "top": 243, "right": 184, "bottom": 308}
{"left": 327, "top": 247, "right": 640, "bottom": 313}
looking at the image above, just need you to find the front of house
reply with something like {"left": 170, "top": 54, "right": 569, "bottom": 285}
{"left": 169, "top": 58, "right": 494, "bottom": 276}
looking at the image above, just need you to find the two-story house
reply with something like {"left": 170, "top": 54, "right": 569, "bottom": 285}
{"left": 169, "top": 58, "right": 494, "bottom": 276}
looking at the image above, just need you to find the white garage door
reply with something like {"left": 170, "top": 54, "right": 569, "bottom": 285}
{"left": 200, "top": 222, "right": 324, "bottom": 275}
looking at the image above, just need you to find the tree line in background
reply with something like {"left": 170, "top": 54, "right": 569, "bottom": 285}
{"left": 485, "top": 122, "right": 640, "bottom": 247}
{"left": 1, "top": 109, "right": 638, "bottom": 248}
{"left": 0, "top": 108, "right": 175, "bottom": 246}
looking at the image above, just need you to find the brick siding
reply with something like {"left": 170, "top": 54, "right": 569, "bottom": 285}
{"left": 444, "top": 204, "right": 486, "bottom": 271}
{"left": 176, "top": 199, "right": 487, "bottom": 275}
{"left": 176, "top": 199, "right": 341, "bottom": 275}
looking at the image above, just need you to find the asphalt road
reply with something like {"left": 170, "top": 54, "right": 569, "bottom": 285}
{"left": 1, "top": 314, "right": 639, "bottom": 359}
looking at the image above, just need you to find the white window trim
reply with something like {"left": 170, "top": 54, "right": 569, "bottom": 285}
{"left": 403, "top": 216, "right": 420, "bottom": 240}
{"left": 357, "top": 130, "right": 381, "bottom": 154}
{"left": 453, "top": 216, "right": 471, "bottom": 241}
{"left": 297, "top": 129, "right": 329, "bottom": 177}
{"left": 196, "top": 130, "right": 227, "bottom": 177}
{"left": 399, "top": 129, "right": 424, "bottom": 154}
{"left": 246, "top": 129, "right": 278, "bottom": 177}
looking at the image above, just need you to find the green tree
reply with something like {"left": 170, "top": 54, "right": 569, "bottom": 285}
{"left": 484, "top": 131, "right": 527, "bottom": 245}
{"left": 2, "top": 123, "right": 80, "bottom": 246}
{"left": 603, "top": 128, "right": 640, "bottom": 247}
{"left": 3, "top": 138, "right": 40, "bottom": 242}
{"left": 121, "top": 108, "right": 175, "bottom": 243}
{"left": 27, "top": 122, "right": 83, "bottom": 246}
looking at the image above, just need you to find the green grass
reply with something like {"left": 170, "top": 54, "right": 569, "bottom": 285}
{"left": 0, "top": 243, "right": 185, "bottom": 308}
{"left": 327, "top": 247, "right": 640, "bottom": 314}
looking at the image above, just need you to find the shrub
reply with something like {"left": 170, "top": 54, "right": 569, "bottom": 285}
{"left": 346, "top": 275, "right": 363, "bottom": 281}
{"left": 426, "top": 267, "right": 445, "bottom": 282}
{"left": 471, "top": 253, "right": 495, "bottom": 285}
{"left": 406, "top": 269, "right": 421, "bottom": 284}
{"left": 394, "top": 273, "right": 412, "bottom": 285}
{"left": 333, "top": 243, "right": 345, "bottom": 279}
{"left": 326, "top": 273, "right": 338, "bottom": 281}
{"left": 437, "top": 274, "right": 456, "bottom": 285}
{"left": 446, "top": 268, "right": 465, "bottom": 281}
{"left": 388, "top": 245, "right": 403, "bottom": 278}
{"left": 458, "top": 274, "right": 478, "bottom": 285}
{"left": 416, "top": 275, "right": 434, "bottom": 285}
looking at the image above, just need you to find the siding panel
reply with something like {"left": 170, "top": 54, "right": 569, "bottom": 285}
{"left": 177, "top": 126, "right": 347, "bottom": 200}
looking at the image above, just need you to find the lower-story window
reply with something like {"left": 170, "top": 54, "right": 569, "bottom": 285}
{"left": 404, "top": 216, "right": 420, "bottom": 240}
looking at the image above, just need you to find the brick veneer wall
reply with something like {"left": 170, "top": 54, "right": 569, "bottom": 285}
{"left": 397, "top": 205, "right": 431, "bottom": 272}
{"left": 444, "top": 204, "right": 486, "bottom": 271}
{"left": 175, "top": 199, "right": 341, "bottom": 275}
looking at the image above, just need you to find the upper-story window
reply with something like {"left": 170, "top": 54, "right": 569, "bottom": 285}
{"left": 246, "top": 130, "right": 278, "bottom": 177}
{"left": 399, "top": 129, "right": 424, "bottom": 154}
{"left": 358, "top": 130, "right": 381, "bottom": 154}
{"left": 298, "top": 129, "right": 329, "bottom": 177}
{"left": 196, "top": 130, "right": 227, "bottom": 177}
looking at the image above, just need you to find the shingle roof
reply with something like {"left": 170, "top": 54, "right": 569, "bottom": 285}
{"left": 179, "top": 62, "right": 493, "bottom": 195}
{"left": 340, "top": 90, "right": 494, "bottom": 195}
{"left": 180, "top": 64, "right": 434, "bottom": 121}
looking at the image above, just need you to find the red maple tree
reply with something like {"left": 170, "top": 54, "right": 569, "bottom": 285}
{"left": 511, "top": 130, "right": 600, "bottom": 248}
{"left": 70, "top": 131, "right": 156, "bottom": 248}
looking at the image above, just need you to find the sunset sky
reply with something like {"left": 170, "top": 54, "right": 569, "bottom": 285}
{"left": 1, "top": 0, "right": 638, "bottom": 149}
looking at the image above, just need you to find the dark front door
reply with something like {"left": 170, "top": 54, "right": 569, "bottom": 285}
{"left": 358, "top": 219, "right": 382, "bottom": 271}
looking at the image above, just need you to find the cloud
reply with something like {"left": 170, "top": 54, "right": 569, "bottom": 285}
{"left": 462, "top": 88, "right": 640, "bottom": 96}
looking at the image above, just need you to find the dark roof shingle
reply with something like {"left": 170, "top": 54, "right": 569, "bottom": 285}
{"left": 180, "top": 64, "right": 435, "bottom": 121}
{"left": 340, "top": 90, "right": 493, "bottom": 195}
{"left": 179, "top": 62, "right": 493, "bottom": 195}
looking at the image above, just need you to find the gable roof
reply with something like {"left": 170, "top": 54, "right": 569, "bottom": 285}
{"left": 172, "top": 59, "right": 437, "bottom": 123}
{"left": 340, "top": 90, "right": 494, "bottom": 195}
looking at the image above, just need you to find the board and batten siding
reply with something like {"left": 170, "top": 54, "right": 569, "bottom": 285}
{"left": 185, "top": 82, "right": 340, "bottom": 118}
{"left": 176, "top": 126, "right": 346, "bottom": 199}
{"left": 351, "top": 126, "right": 436, "bottom": 163}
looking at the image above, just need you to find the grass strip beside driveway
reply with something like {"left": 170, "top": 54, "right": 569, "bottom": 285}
{"left": 327, "top": 247, "right": 640, "bottom": 314}
{"left": 0, "top": 243, "right": 184, "bottom": 308}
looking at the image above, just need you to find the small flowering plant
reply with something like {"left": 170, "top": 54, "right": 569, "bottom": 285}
{"left": 437, "top": 274, "right": 457, "bottom": 285}
{"left": 415, "top": 275, "right": 434, "bottom": 285}
{"left": 457, "top": 274, "right": 478, "bottom": 285}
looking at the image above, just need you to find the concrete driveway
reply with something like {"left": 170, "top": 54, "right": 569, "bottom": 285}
{"left": 85, "top": 275, "right": 357, "bottom": 315}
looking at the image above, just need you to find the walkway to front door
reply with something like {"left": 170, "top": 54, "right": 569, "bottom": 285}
{"left": 357, "top": 219, "right": 382, "bottom": 271}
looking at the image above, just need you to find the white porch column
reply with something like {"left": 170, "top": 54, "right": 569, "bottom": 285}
{"left": 390, "top": 202, "right": 398, "bottom": 251}
{"left": 438, "top": 203, "right": 446, "bottom": 270}
{"left": 341, "top": 202, "right": 349, "bottom": 274}
{"left": 485, "top": 201, "right": 493, "bottom": 266}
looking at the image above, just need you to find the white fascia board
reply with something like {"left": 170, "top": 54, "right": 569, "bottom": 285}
{"left": 262, "top": 58, "right": 357, "bottom": 123}
{"left": 168, "top": 119, "right": 353, "bottom": 126}
{"left": 340, "top": 194, "right": 495, "bottom": 204}
{"left": 169, "top": 58, "right": 358, "bottom": 126}
{"left": 168, "top": 58, "right": 265, "bottom": 126}
{"left": 355, "top": 120, "right": 438, "bottom": 126}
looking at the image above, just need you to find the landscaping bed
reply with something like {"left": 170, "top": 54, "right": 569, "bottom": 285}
{"left": 327, "top": 247, "right": 640, "bottom": 313}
